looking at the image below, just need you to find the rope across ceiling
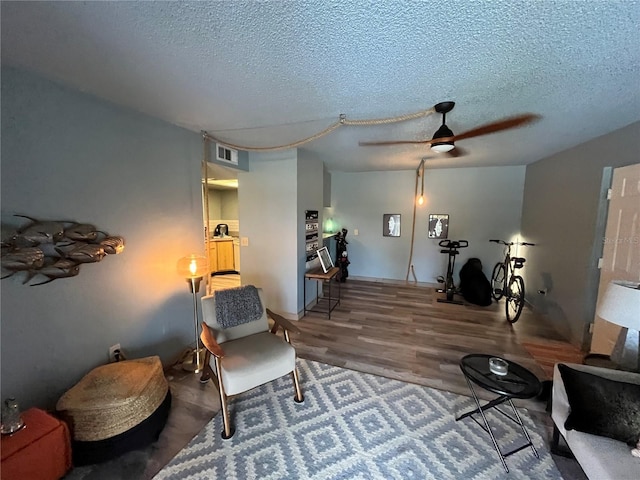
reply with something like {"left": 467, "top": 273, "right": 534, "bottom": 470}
{"left": 202, "top": 106, "right": 436, "bottom": 151}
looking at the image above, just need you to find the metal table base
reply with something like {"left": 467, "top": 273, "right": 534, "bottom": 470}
{"left": 303, "top": 266, "right": 341, "bottom": 319}
{"left": 456, "top": 375, "right": 539, "bottom": 473}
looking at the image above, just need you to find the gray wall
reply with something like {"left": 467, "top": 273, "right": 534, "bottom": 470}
{"left": 220, "top": 190, "right": 239, "bottom": 219}
{"left": 1, "top": 67, "right": 204, "bottom": 409}
{"left": 207, "top": 188, "right": 239, "bottom": 219}
{"left": 329, "top": 166, "right": 526, "bottom": 283}
{"left": 238, "top": 151, "right": 300, "bottom": 316}
{"left": 237, "top": 149, "right": 325, "bottom": 318}
{"left": 298, "top": 150, "right": 325, "bottom": 311}
{"left": 521, "top": 121, "right": 640, "bottom": 347}
{"left": 207, "top": 188, "right": 222, "bottom": 219}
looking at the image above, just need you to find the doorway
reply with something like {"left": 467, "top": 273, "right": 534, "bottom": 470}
{"left": 590, "top": 162, "right": 640, "bottom": 356}
{"left": 203, "top": 162, "right": 241, "bottom": 293}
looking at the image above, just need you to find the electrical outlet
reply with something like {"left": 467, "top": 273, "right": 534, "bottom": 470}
{"left": 354, "top": 229, "right": 359, "bottom": 236}
{"left": 109, "top": 343, "right": 121, "bottom": 362}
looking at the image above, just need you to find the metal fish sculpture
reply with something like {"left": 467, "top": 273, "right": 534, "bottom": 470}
{"left": 55, "top": 243, "right": 106, "bottom": 264}
{"left": 12, "top": 215, "right": 64, "bottom": 246}
{"left": 99, "top": 236, "right": 125, "bottom": 255}
{"left": 1, "top": 223, "right": 18, "bottom": 250}
{"left": 63, "top": 223, "right": 101, "bottom": 242}
{"left": 29, "top": 258, "right": 81, "bottom": 286}
{"left": 0, "top": 247, "right": 45, "bottom": 279}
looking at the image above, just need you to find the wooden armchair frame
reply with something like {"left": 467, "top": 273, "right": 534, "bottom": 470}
{"left": 199, "top": 308, "right": 304, "bottom": 439}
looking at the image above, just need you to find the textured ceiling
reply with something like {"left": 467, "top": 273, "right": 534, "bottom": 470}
{"left": 2, "top": 1, "right": 639, "bottom": 172}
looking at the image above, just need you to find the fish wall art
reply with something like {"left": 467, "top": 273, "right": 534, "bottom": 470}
{"left": 1, "top": 215, "right": 125, "bottom": 286}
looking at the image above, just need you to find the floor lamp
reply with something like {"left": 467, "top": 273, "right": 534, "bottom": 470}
{"left": 597, "top": 280, "right": 640, "bottom": 372}
{"left": 177, "top": 255, "right": 208, "bottom": 373}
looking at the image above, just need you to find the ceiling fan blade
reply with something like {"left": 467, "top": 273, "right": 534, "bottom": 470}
{"left": 444, "top": 113, "right": 541, "bottom": 143}
{"left": 359, "top": 113, "right": 539, "bottom": 148}
{"left": 446, "top": 146, "right": 467, "bottom": 157}
{"left": 359, "top": 139, "right": 430, "bottom": 146}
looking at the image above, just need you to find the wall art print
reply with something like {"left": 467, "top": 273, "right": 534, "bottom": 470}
{"left": 383, "top": 214, "right": 401, "bottom": 237}
{"left": 1, "top": 214, "right": 125, "bottom": 286}
{"left": 428, "top": 214, "right": 449, "bottom": 239}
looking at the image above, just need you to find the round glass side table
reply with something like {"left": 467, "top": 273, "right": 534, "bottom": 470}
{"left": 456, "top": 354, "right": 542, "bottom": 473}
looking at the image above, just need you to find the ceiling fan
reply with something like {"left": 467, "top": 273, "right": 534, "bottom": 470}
{"left": 359, "top": 101, "right": 540, "bottom": 156}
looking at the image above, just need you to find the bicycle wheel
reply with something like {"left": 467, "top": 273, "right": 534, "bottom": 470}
{"left": 491, "top": 263, "right": 507, "bottom": 301}
{"left": 505, "top": 276, "right": 525, "bottom": 323}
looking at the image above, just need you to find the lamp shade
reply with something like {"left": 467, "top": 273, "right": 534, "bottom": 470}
{"left": 598, "top": 280, "right": 640, "bottom": 330}
{"left": 177, "top": 255, "right": 208, "bottom": 279}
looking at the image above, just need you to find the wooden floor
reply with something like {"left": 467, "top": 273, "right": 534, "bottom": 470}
{"left": 294, "top": 277, "right": 585, "bottom": 411}
{"left": 68, "top": 275, "right": 587, "bottom": 479}
{"left": 204, "top": 275, "right": 585, "bottom": 407}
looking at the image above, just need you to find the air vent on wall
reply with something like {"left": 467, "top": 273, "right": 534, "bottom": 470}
{"left": 216, "top": 143, "right": 238, "bottom": 165}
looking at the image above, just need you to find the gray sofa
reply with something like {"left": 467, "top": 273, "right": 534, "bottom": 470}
{"left": 551, "top": 363, "right": 640, "bottom": 480}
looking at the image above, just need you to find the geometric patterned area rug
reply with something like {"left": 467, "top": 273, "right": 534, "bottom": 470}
{"left": 154, "top": 359, "right": 562, "bottom": 480}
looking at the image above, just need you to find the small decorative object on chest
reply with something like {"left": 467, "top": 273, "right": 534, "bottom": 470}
{"left": 1, "top": 397, "right": 25, "bottom": 435}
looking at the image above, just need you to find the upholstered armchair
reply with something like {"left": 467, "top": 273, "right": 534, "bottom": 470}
{"left": 199, "top": 285, "right": 304, "bottom": 439}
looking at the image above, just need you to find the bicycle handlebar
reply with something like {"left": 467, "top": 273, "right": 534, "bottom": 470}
{"left": 438, "top": 239, "right": 469, "bottom": 248}
{"left": 489, "top": 239, "right": 536, "bottom": 246}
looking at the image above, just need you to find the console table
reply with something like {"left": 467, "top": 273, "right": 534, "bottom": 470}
{"left": 304, "top": 266, "right": 341, "bottom": 318}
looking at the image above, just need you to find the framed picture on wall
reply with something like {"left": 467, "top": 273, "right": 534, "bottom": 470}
{"left": 305, "top": 210, "right": 319, "bottom": 262}
{"left": 428, "top": 214, "right": 449, "bottom": 239}
{"left": 383, "top": 214, "right": 401, "bottom": 237}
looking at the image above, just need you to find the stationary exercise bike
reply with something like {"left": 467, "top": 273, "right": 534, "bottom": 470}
{"left": 436, "top": 239, "right": 468, "bottom": 304}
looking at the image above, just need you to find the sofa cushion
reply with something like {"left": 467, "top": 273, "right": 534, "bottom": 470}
{"left": 558, "top": 363, "right": 640, "bottom": 446}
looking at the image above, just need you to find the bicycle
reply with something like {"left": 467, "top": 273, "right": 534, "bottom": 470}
{"left": 436, "top": 239, "right": 468, "bottom": 304}
{"left": 489, "top": 239, "right": 535, "bottom": 323}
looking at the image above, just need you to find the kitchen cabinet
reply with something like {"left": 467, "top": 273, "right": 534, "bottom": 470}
{"left": 209, "top": 238, "right": 235, "bottom": 272}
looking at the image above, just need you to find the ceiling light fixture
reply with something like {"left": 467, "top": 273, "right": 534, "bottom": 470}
{"left": 430, "top": 102, "right": 456, "bottom": 153}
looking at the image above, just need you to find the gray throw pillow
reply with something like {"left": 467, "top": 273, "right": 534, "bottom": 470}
{"left": 558, "top": 364, "right": 640, "bottom": 446}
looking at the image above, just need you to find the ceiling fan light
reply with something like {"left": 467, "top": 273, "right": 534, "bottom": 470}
{"left": 431, "top": 124, "right": 455, "bottom": 153}
{"left": 431, "top": 143, "right": 455, "bottom": 153}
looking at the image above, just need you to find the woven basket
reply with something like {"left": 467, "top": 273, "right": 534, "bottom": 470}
{"left": 56, "top": 356, "right": 168, "bottom": 441}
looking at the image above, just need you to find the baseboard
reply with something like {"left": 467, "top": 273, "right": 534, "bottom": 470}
{"left": 348, "top": 275, "right": 439, "bottom": 288}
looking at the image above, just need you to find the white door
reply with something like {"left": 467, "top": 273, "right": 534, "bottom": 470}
{"left": 590, "top": 163, "right": 640, "bottom": 355}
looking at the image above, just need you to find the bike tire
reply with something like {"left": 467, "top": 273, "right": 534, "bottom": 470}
{"left": 505, "top": 276, "right": 525, "bottom": 323}
{"left": 491, "top": 263, "right": 507, "bottom": 301}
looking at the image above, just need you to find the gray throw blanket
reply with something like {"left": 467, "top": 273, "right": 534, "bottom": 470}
{"left": 214, "top": 285, "right": 263, "bottom": 329}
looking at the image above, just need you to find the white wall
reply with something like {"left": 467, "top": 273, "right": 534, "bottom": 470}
{"left": 521, "top": 121, "right": 640, "bottom": 347}
{"left": 1, "top": 67, "right": 204, "bottom": 409}
{"left": 238, "top": 151, "right": 299, "bottom": 316}
{"left": 330, "top": 166, "right": 526, "bottom": 283}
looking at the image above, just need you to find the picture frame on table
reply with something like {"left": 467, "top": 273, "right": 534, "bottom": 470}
{"left": 317, "top": 246, "right": 334, "bottom": 273}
